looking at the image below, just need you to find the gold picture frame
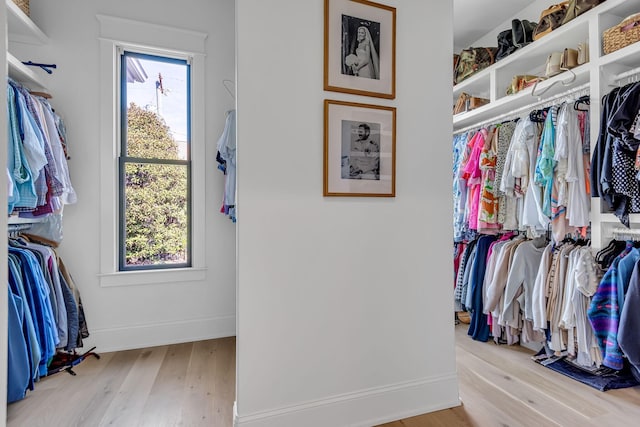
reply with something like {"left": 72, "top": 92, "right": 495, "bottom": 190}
{"left": 324, "top": 0, "right": 396, "bottom": 99}
{"left": 324, "top": 99, "right": 396, "bottom": 197}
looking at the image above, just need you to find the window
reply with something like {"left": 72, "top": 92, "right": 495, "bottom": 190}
{"left": 98, "top": 15, "right": 207, "bottom": 286}
{"left": 119, "top": 51, "right": 191, "bottom": 271}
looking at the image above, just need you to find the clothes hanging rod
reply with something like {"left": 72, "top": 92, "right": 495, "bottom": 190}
{"left": 610, "top": 66, "right": 640, "bottom": 85}
{"left": 8, "top": 223, "right": 32, "bottom": 231}
{"left": 453, "top": 83, "right": 590, "bottom": 135}
{"left": 611, "top": 227, "right": 640, "bottom": 236}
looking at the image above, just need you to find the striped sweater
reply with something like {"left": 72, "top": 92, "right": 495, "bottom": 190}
{"left": 588, "top": 256, "right": 624, "bottom": 370}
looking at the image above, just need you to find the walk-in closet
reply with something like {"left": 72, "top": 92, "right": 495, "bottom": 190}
{"left": 7, "top": 0, "right": 640, "bottom": 426}
{"left": 453, "top": 0, "right": 640, "bottom": 424}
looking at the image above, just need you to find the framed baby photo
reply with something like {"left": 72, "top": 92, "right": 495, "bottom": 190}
{"left": 324, "top": 99, "right": 396, "bottom": 197}
{"left": 324, "top": 0, "right": 396, "bottom": 99}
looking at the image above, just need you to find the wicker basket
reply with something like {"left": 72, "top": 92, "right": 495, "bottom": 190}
{"left": 603, "top": 13, "right": 640, "bottom": 55}
{"left": 12, "top": 0, "right": 29, "bottom": 16}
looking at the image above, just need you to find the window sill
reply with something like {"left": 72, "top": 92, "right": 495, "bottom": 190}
{"left": 98, "top": 267, "right": 207, "bottom": 287}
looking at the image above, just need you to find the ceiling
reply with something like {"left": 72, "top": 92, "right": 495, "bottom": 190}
{"left": 454, "top": 0, "right": 532, "bottom": 50}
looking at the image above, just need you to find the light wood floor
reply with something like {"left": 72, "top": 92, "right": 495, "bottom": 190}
{"left": 380, "top": 324, "right": 640, "bottom": 427}
{"left": 7, "top": 337, "right": 236, "bottom": 427}
{"left": 8, "top": 325, "right": 640, "bottom": 426}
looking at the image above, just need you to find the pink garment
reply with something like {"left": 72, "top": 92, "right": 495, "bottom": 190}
{"left": 462, "top": 129, "right": 487, "bottom": 230}
{"left": 478, "top": 128, "right": 501, "bottom": 233}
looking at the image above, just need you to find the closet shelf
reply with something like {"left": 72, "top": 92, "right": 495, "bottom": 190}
{"left": 6, "top": 0, "right": 48, "bottom": 45}
{"left": 599, "top": 41, "right": 640, "bottom": 69}
{"left": 453, "top": 66, "right": 590, "bottom": 131}
{"left": 8, "top": 52, "right": 48, "bottom": 91}
{"left": 452, "top": 69, "right": 491, "bottom": 101}
{"left": 453, "top": 16, "right": 589, "bottom": 102}
{"left": 452, "top": 0, "right": 640, "bottom": 107}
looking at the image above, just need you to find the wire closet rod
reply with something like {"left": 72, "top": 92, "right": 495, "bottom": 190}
{"left": 453, "top": 82, "right": 590, "bottom": 135}
{"left": 611, "top": 227, "right": 640, "bottom": 236}
{"left": 610, "top": 66, "right": 640, "bottom": 86}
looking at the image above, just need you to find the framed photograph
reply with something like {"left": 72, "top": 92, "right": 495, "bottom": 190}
{"left": 324, "top": 0, "right": 396, "bottom": 99}
{"left": 324, "top": 99, "right": 396, "bottom": 197}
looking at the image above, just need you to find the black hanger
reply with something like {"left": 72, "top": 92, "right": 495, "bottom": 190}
{"left": 574, "top": 95, "right": 590, "bottom": 111}
{"left": 529, "top": 107, "right": 549, "bottom": 123}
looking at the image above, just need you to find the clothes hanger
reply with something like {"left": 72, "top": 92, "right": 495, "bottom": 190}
{"left": 29, "top": 91, "right": 52, "bottom": 99}
{"left": 531, "top": 68, "right": 577, "bottom": 98}
{"left": 574, "top": 95, "right": 590, "bottom": 111}
{"left": 222, "top": 79, "right": 235, "bottom": 99}
{"left": 529, "top": 107, "right": 548, "bottom": 123}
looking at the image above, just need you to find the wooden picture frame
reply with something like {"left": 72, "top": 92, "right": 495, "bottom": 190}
{"left": 324, "top": 0, "right": 396, "bottom": 99}
{"left": 324, "top": 99, "right": 396, "bottom": 197}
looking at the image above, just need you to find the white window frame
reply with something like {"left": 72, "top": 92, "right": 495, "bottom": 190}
{"left": 97, "top": 15, "right": 207, "bottom": 287}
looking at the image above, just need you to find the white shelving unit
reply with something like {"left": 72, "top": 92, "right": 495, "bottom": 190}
{"left": 452, "top": 0, "right": 640, "bottom": 249}
{"left": 6, "top": 0, "right": 47, "bottom": 45}
{"left": 5, "top": 0, "right": 49, "bottom": 91}
{"left": 7, "top": 52, "right": 47, "bottom": 91}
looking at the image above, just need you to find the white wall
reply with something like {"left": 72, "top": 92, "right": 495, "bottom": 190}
{"left": 8, "top": 0, "right": 237, "bottom": 352}
{"left": 235, "top": 1, "right": 458, "bottom": 426}
{"left": 468, "top": 0, "right": 557, "bottom": 49}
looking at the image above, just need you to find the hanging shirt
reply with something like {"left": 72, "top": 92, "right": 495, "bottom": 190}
{"left": 217, "top": 110, "right": 236, "bottom": 211}
{"left": 499, "top": 123, "right": 523, "bottom": 231}
{"left": 495, "top": 121, "right": 517, "bottom": 226}
{"left": 534, "top": 108, "right": 557, "bottom": 218}
{"left": 573, "top": 248, "right": 601, "bottom": 368}
{"left": 588, "top": 246, "right": 630, "bottom": 371}
{"left": 616, "top": 247, "right": 640, "bottom": 315}
{"left": 453, "top": 132, "right": 469, "bottom": 242}
{"left": 531, "top": 243, "right": 553, "bottom": 331}
{"left": 609, "top": 83, "right": 640, "bottom": 226}
{"left": 462, "top": 129, "right": 487, "bottom": 231}
{"left": 40, "top": 99, "right": 77, "bottom": 205}
{"left": 7, "top": 286, "right": 31, "bottom": 403}
{"left": 11, "top": 84, "right": 47, "bottom": 184}
{"left": 8, "top": 254, "right": 40, "bottom": 385}
{"left": 591, "top": 89, "right": 620, "bottom": 202}
{"left": 467, "top": 234, "right": 497, "bottom": 342}
{"left": 7, "top": 85, "right": 37, "bottom": 211}
{"left": 619, "top": 260, "right": 640, "bottom": 381}
{"left": 478, "top": 128, "right": 500, "bottom": 231}
{"left": 9, "top": 247, "right": 58, "bottom": 377}
{"left": 516, "top": 118, "right": 549, "bottom": 235}
{"left": 562, "top": 105, "right": 590, "bottom": 227}
{"left": 501, "top": 240, "right": 546, "bottom": 327}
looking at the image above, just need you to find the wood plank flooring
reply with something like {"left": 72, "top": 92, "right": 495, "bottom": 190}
{"left": 379, "top": 324, "right": 640, "bottom": 427}
{"left": 7, "top": 337, "right": 236, "bottom": 427}
{"left": 7, "top": 325, "right": 640, "bottom": 426}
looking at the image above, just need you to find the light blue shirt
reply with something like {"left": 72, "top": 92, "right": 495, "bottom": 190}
{"left": 217, "top": 110, "right": 236, "bottom": 209}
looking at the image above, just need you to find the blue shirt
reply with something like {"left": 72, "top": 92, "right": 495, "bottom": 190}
{"left": 617, "top": 247, "right": 640, "bottom": 315}
{"left": 7, "top": 286, "right": 30, "bottom": 402}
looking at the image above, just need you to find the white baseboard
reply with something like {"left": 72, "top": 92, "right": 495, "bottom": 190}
{"left": 83, "top": 314, "right": 236, "bottom": 352}
{"left": 234, "top": 373, "right": 459, "bottom": 427}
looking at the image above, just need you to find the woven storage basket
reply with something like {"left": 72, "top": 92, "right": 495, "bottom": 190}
{"left": 12, "top": 0, "right": 29, "bottom": 16}
{"left": 603, "top": 13, "right": 640, "bottom": 54}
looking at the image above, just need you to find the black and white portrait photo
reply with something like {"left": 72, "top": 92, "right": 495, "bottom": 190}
{"left": 341, "top": 120, "right": 381, "bottom": 181}
{"left": 324, "top": 100, "right": 395, "bottom": 196}
{"left": 341, "top": 15, "right": 381, "bottom": 80}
